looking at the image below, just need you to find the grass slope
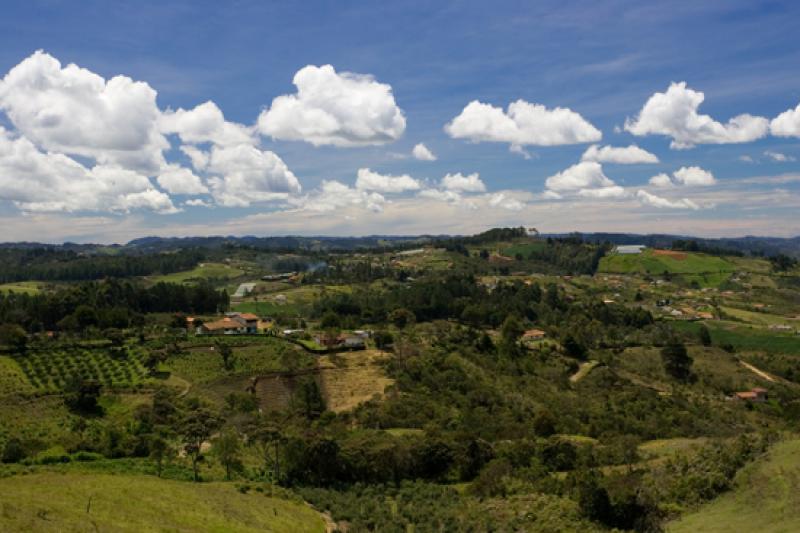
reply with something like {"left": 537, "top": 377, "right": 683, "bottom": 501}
{"left": 599, "top": 249, "right": 736, "bottom": 276}
{"left": 0, "top": 281, "right": 45, "bottom": 295}
{"left": 668, "top": 438, "right": 800, "bottom": 532}
{"left": 149, "top": 262, "right": 244, "bottom": 284}
{"left": 0, "top": 471, "right": 324, "bottom": 532}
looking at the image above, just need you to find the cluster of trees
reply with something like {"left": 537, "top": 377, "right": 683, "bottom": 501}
{"left": 0, "top": 248, "right": 204, "bottom": 282}
{"left": 671, "top": 239, "right": 744, "bottom": 257}
{"left": 0, "top": 279, "right": 228, "bottom": 332}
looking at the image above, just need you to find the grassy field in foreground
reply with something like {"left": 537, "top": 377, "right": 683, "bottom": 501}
{"left": 149, "top": 262, "right": 245, "bottom": 284}
{"left": 0, "top": 281, "right": 46, "bottom": 295}
{"left": 668, "top": 438, "right": 800, "bottom": 533}
{"left": 0, "top": 471, "right": 324, "bottom": 532}
{"left": 599, "top": 249, "right": 736, "bottom": 276}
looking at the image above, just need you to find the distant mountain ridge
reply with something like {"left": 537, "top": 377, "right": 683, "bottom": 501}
{"left": 0, "top": 232, "right": 798, "bottom": 256}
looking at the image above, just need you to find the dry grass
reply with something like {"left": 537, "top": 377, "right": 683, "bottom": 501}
{"left": 317, "top": 350, "right": 394, "bottom": 413}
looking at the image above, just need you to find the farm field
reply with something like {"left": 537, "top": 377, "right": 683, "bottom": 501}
{"left": 0, "top": 281, "right": 46, "bottom": 294}
{"left": 668, "top": 438, "right": 800, "bottom": 533}
{"left": 148, "top": 262, "right": 245, "bottom": 284}
{"left": 599, "top": 249, "right": 737, "bottom": 276}
{"left": 0, "top": 471, "right": 325, "bottom": 532}
{"left": 166, "top": 337, "right": 313, "bottom": 385}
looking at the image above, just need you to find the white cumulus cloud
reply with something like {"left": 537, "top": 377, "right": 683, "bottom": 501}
{"left": 544, "top": 161, "right": 614, "bottom": 192}
{"left": 293, "top": 180, "right": 386, "bottom": 213}
{"left": 625, "top": 82, "right": 768, "bottom": 149}
{"left": 440, "top": 172, "right": 486, "bottom": 193}
{"left": 205, "top": 144, "right": 302, "bottom": 207}
{"left": 581, "top": 144, "right": 658, "bottom": 164}
{"left": 770, "top": 102, "right": 800, "bottom": 137}
{"left": 637, "top": 190, "right": 700, "bottom": 210}
{"left": 488, "top": 192, "right": 526, "bottom": 211}
{"left": 0, "top": 127, "right": 177, "bottom": 214}
{"left": 257, "top": 64, "right": 406, "bottom": 147}
{"left": 160, "top": 101, "right": 253, "bottom": 147}
{"left": 355, "top": 168, "right": 420, "bottom": 193}
{"left": 156, "top": 164, "right": 208, "bottom": 195}
{"left": 672, "top": 166, "right": 716, "bottom": 186}
{"left": 412, "top": 143, "right": 436, "bottom": 161}
{"left": 445, "top": 99, "right": 601, "bottom": 147}
{"left": 648, "top": 173, "right": 674, "bottom": 187}
{"left": 0, "top": 50, "right": 168, "bottom": 173}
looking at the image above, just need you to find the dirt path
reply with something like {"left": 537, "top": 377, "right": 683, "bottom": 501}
{"left": 570, "top": 360, "right": 600, "bottom": 383}
{"left": 739, "top": 360, "right": 777, "bottom": 383}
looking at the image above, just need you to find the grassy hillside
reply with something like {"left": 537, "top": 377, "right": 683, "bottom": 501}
{"left": 668, "top": 438, "right": 800, "bottom": 532}
{"left": 149, "top": 262, "right": 245, "bottom": 284}
{"left": 0, "top": 471, "right": 325, "bottom": 532}
{"left": 599, "top": 249, "right": 736, "bottom": 276}
{"left": 0, "top": 281, "right": 45, "bottom": 294}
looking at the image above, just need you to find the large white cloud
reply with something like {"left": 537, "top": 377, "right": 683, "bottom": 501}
{"left": 581, "top": 144, "right": 658, "bottom": 164}
{"left": 625, "top": 82, "right": 768, "bottom": 149}
{"left": 672, "top": 166, "right": 716, "bottom": 186}
{"left": 770, "top": 102, "right": 800, "bottom": 137}
{"left": 355, "top": 168, "right": 420, "bottom": 193}
{"left": 637, "top": 190, "right": 699, "bottom": 210}
{"left": 440, "top": 172, "right": 486, "bottom": 192}
{"left": 206, "top": 144, "right": 302, "bottom": 207}
{"left": 257, "top": 64, "right": 406, "bottom": 147}
{"left": 544, "top": 161, "right": 614, "bottom": 192}
{"left": 156, "top": 164, "right": 208, "bottom": 195}
{"left": 412, "top": 143, "right": 436, "bottom": 161}
{"left": 0, "top": 50, "right": 168, "bottom": 173}
{"left": 445, "top": 99, "right": 601, "bottom": 147}
{"left": 292, "top": 180, "right": 386, "bottom": 213}
{"left": 0, "top": 127, "right": 176, "bottom": 213}
{"left": 160, "top": 101, "right": 253, "bottom": 147}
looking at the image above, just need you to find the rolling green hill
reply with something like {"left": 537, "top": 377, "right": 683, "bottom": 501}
{"left": 0, "top": 471, "right": 325, "bottom": 532}
{"left": 668, "top": 438, "right": 800, "bottom": 533}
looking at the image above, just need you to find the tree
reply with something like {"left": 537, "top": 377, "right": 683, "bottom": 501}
{"left": 293, "top": 379, "right": 326, "bottom": 419}
{"left": 661, "top": 340, "right": 693, "bottom": 382}
{"left": 563, "top": 334, "right": 587, "bottom": 360}
{"left": 698, "top": 325, "right": 712, "bottom": 346}
{"left": 499, "top": 313, "right": 525, "bottom": 358}
{"left": 215, "top": 341, "right": 235, "bottom": 371}
{"left": 248, "top": 423, "right": 286, "bottom": 483}
{"left": 1, "top": 437, "right": 25, "bottom": 463}
{"left": 0, "top": 324, "right": 27, "bottom": 354}
{"left": 213, "top": 429, "right": 243, "bottom": 480}
{"left": 180, "top": 404, "right": 219, "bottom": 481}
{"left": 389, "top": 308, "right": 416, "bottom": 329}
{"left": 533, "top": 408, "right": 557, "bottom": 437}
{"left": 64, "top": 375, "right": 102, "bottom": 414}
{"left": 373, "top": 330, "right": 394, "bottom": 349}
{"left": 148, "top": 430, "right": 174, "bottom": 477}
{"left": 319, "top": 311, "right": 341, "bottom": 329}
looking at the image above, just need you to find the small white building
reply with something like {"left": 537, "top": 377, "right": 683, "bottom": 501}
{"left": 615, "top": 245, "right": 646, "bottom": 254}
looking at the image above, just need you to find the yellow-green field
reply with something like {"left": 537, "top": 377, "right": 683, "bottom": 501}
{"left": 0, "top": 471, "right": 325, "bottom": 532}
{"left": 669, "top": 438, "right": 800, "bottom": 532}
{"left": 599, "top": 249, "right": 736, "bottom": 276}
{"left": 149, "top": 262, "right": 245, "bottom": 284}
{"left": 0, "top": 281, "right": 46, "bottom": 294}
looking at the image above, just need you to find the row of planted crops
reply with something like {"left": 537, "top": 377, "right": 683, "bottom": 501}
{"left": 13, "top": 347, "right": 149, "bottom": 392}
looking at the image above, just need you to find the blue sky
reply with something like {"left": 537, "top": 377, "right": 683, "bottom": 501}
{"left": 0, "top": 0, "right": 799, "bottom": 242}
